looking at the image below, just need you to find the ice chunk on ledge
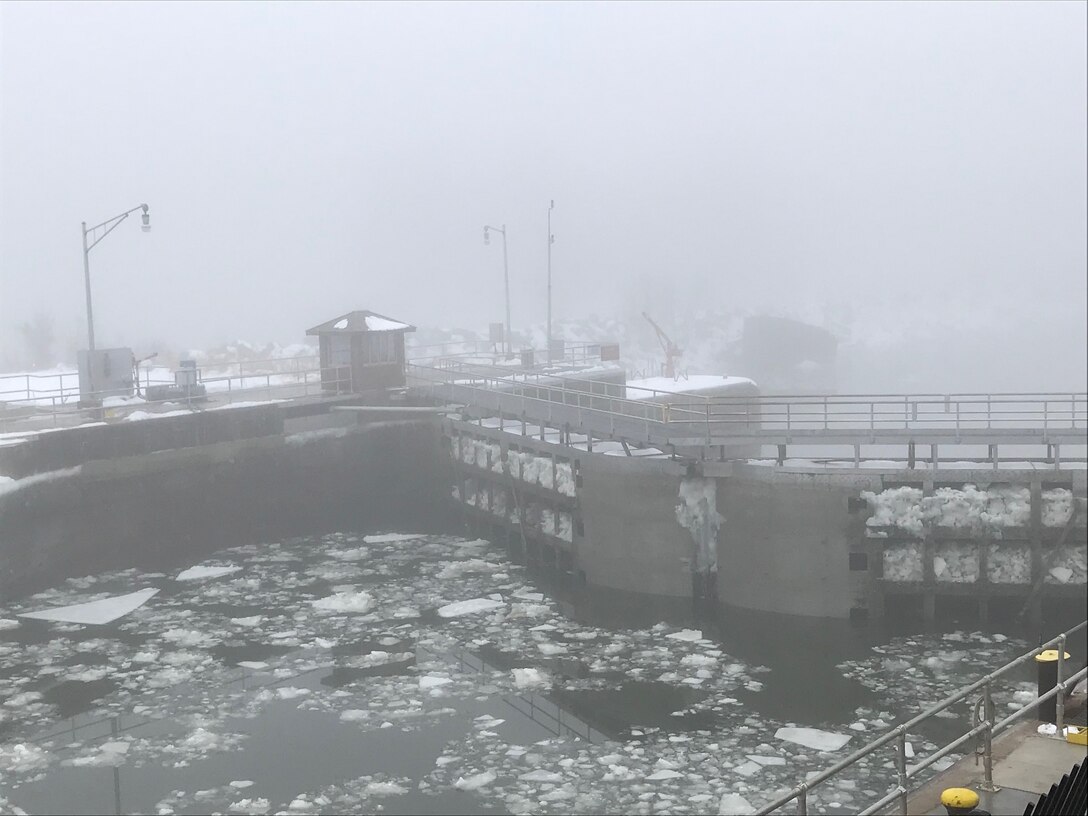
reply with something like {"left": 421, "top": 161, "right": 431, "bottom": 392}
{"left": 363, "top": 533, "right": 423, "bottom": 543}
{"left": 775, "top": 726, "right": 852, "bottom": 751}
{"left": 176, "top": 565, "right": 242, "bottom": 581}
{"left": 19, "top": 588, "right": 159, "bottom": 625}
{"left": 437, "top": 598, "right": 505, "bottom": 618}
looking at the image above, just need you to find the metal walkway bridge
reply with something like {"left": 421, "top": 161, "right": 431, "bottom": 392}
{"left": 406, "top": 360, "right": 1088, "bottom": 463}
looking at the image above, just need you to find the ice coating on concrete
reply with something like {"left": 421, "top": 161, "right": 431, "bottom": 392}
{"left": 676, "top": 478, "right": 722, "bottom": 574}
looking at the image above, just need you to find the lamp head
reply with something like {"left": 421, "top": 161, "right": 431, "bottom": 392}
{"left": 140, "top": 204, "right": 150, "bottom": 233}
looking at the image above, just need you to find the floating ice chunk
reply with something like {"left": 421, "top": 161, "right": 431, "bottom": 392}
{"left": 747, "top": 755, "right": 786, "bottom": 766}
{"left": 0, "top": 743, "right": 50, "bottom": 774}
{"left": 537, "top": 642, "right": 568, "bottom": 656}
{"left": 454, "top": 771, "right": 497, "bottom": 790}
{"left": 437, "top": 598, "right": 505, "bottom": 618}
{"left": 512, "top": 668, "right": 550, "bottom": 689}
{"left": 733, "top": 761, "right": 762, "bottom": 777}
{"left": 230, "top": 616, "right": 262, "bottom": 627}
{"left": 519, "top": 770, "right": 564, "bottom": 782}
{"left": 363, "top": 533, "right": 423, "bottom": 543}
{"left": 275, "top": 687, "right": 311, "bottom": 700}
{"left": 18, "top": 588, "right": 159, "bottom": 625}
{"left": 228, "top": 799, "right": 270, "bottom": 815}
{"left": 718, "top": 793, "right": 755, "bottom": 815}
{"left": 419, "top": 675, "right": 452, "bottom": 689}
{"left": 311, "top": 590, "right": 374, "bottom": 614}
{"left": 176, "top": 565, "right": 241, "bottom": 581}
{"left": 0, "top": 619, "right": 19, "bottom": 630}
{"left": 645, "top": 769, "right": 684, "bottom": 780}
{"left": 238, "top": 661, "right": 268, "bottom": 670}
{"left": 365, "top": 781, "right": 409, "bottom": 795}
{"left": 665, "top": 629, "right": 703, "bottom": 642}
{"left": 229, "top": 781, "right": 254, "bottom": 789}
{"left": 775, "top": 727, "right": 852, "bottom": 751}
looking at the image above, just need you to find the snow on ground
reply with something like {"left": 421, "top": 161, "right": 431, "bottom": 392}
{"left": 0, "top": 531, "right": 1032, "bottom": 815}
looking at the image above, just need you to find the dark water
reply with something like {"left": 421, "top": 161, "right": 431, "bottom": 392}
{"left": 0, "top": 530, "right": 1082, "bottom": 816}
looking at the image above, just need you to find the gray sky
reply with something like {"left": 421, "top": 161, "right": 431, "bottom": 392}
{"left": 1, "top": 1, "right": 1085, "bottom": 385}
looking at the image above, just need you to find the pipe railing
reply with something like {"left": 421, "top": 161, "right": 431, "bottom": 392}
{"left": 759, "top": 620, "right": 1088, "bottom": 815}
{"left": 408, "top": 362, "right": 1087, "bottom": 440}
{"left": 0, "top": 354, "right": 321, "bottom": 404}
{"left": 0, "top": 365, "right": 354, "bottom": 433}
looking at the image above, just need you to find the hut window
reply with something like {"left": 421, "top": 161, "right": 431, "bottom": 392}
{"left": 329, "top": 333, "right": 352, "bottom": 366}
{"left": 365, "top": 332, "right": 397, "bottom": 364}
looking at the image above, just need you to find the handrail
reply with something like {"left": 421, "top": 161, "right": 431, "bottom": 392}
{"left": 407, "top": 363, "right": 1088, "bottom": 438}
{"left": 759, "top": 620, "right": 1088, "bottom": 815}
{"left": 0, "top": 365, "right": 355, "bottom": 434}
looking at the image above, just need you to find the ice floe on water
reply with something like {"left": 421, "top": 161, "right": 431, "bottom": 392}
{"left": 0, "top": 530, "right": 1036, "bottom": 815}
{"left": 17, "top": 587, "right": 159, "bottom": 625}
{"left": 774, "top": 727, "right": 852, "bottom": 751}
{"left": 175, "top": 565, "right": 242, "bottom": 581}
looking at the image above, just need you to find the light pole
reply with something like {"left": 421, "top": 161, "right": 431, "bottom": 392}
{"left": 483, "top": 224, "right": 511, "bottom": 357}
{"left": 81, "top": 203, "right": 150, "bottom": 396}
{"left": 547, "top": 200, "right": 555, "bottom": 362}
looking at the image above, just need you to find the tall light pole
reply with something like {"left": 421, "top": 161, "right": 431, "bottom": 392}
{"left": 81, "top": 203, "right": 150, "bottom": 396}
{"left": 547, "top": 200, "right": 555, "bottom": 362}
{"left": 483, "top": 224, "right": 511, "bottom": 357}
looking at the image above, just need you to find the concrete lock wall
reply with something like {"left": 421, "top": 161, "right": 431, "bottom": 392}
{"left": 0, "top": 413, "right": 450, "bottom": 598}
{"left": 716, "top": 467, "right": 881, "bottom": 619}
{"left": 576, "top": 454, "right": 695, "bottom": 597}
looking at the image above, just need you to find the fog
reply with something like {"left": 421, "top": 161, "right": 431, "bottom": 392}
{"left": 1, "top": 1, "right": 1085, "bottom": 391}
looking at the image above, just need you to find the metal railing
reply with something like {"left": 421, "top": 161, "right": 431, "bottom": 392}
{"left": 407, "top": 340, "right": 609, "bottom": 369}
{"left": 0, "top": 364, "right": 354, "bottom": 434}
{"left": 408, "top": 362, "right": 1088, "bottom": 447}
{"left": 759, "top": 619, "right": 1088, "bottom": 815}
{"left": 0, "top": 354, "right": 320, "bottom": 405}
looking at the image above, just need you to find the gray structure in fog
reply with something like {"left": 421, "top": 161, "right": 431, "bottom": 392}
{"left": 734, "top": 315, "right": 838, "bottom": 394}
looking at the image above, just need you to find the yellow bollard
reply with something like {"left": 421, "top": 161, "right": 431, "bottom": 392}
{"left": 940, "top": 787, "right": 980, "bottom": 815}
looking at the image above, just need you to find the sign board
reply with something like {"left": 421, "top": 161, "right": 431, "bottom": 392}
{"left": 600, "top": 343, "right": 621, "bottom": 361}
{"left": 489, "top": 322, "right": 505, "bottom": 344}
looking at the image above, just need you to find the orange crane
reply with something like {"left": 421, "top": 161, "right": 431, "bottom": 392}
{"left": 642, "top": 312, "right": 682, "bottom": 380}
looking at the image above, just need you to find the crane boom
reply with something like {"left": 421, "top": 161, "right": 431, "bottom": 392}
{"left": 642, "top": 312, "right": 682, "bottom": 380}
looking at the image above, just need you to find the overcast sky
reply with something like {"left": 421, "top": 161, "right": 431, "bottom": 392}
{"left": 1, "top": 1, "right": 1085, "bottom": 383}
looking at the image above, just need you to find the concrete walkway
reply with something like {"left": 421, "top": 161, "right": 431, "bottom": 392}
{"left": 907, "top": 696, "right": 1088, "bottom": 815}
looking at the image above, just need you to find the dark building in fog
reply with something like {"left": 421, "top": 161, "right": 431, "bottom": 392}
{"left": 736, "top": 315, "right": 837, "bottom": 394}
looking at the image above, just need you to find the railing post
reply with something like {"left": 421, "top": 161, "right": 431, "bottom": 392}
{"left": 796, "top": 784, "right": 808, "bottom": 815}
{"left": 980, "top": 679, "right": 996, "bottom": 791}
{"left": 1043, "top": 400, "right": 1048, "bottom": 433}
{"left": 896, "top": 728, "right": 909, "bottom": 814}
{"left": 1056, "top": 635, "right": 1066, "bottom": 734}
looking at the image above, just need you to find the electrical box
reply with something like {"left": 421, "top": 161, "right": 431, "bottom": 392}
{"left": 77, "top": 347, "right": 134, "bottom": 404}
